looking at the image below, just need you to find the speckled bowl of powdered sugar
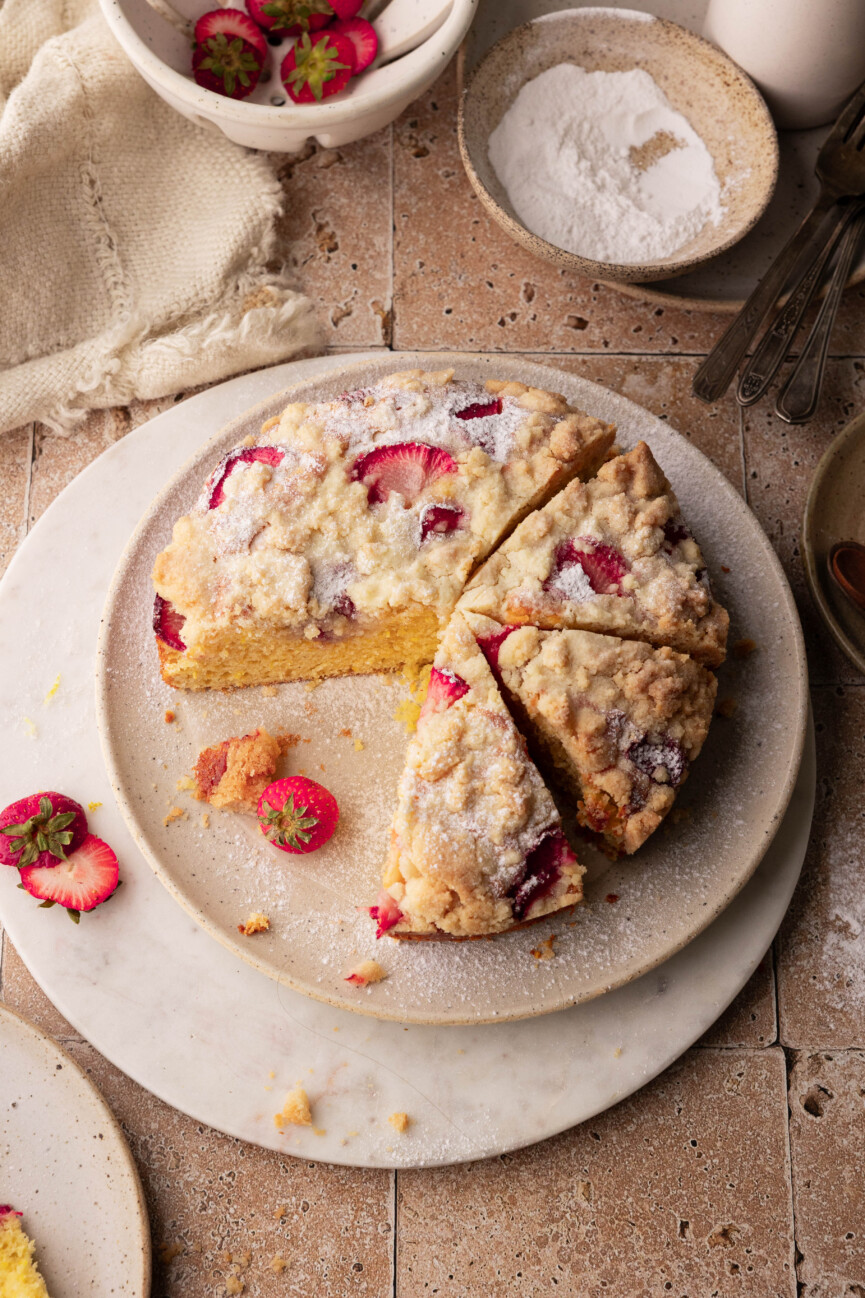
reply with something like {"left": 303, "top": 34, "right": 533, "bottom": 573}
{"left": 458, "top": 8, "right": 778, "bottom": 282}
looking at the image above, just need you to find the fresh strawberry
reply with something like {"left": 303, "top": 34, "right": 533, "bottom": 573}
{"left": 418, "top": 667, "right": 469, "bottom": 724}
{"left": 195, "top": 8, "right": 267, "bottom": 57}
{"left": 153, "top": 595, "right": 186, "bottom": 652}
{"left": 246, "top": 0, "right": 333, "bottom": 35}
{"left": 0, "top": 1206, "right": 21, "bottom": 1219}
{"left": 281, "top": 30, "right": 355, "bottom": 103}
{"left": 350, "top": 443, "right": 457, "bottom": 505}
{"left": 193, "top": 11, "right": 265, "bottom": 100}
{"left": 19, "top": 834, "right": 119, "bottom": 915}
{"left": 369, "top": 889, "right": 403, "bottom": 938}
{"left": 328, "top": 0, "right": 362, "bottom": 17}
{"left": 509, "top": 829, "right": 576, "bottom": 920}
{"left": 207, "top": 445, "right": 284, "bottom": 510}
{"left": 454, "top": 398, "right": 503, "bottom": 420}
{"left": 329, "top": 17, "right": 377, "bottom": 72}
{"left": 547, "top": 538, "right": 629, "bottom": 597}
{"left": 419, "top": 502, "right": 464, "bottom": 542}
{"left": 0, "top": 792, "right": 87, "bottom": 869}
{"left": 257, "top": 777, "right": 339, "bottom": 854}
{"left": 475, "top": 624, "right": 518, "bottom": 669}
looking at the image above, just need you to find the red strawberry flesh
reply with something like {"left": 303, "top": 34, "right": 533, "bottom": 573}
{"left": 370, "top": 889, "right": 403, "bottom": 938}
{"left": 153, "top": 595, "right": 186, "bottom": 652}
{"left": 196, "top": 8, "right": 267, "bottom": 56}
{"left": 509, "top": 830, "right": 575, "bottom": 920}
{"left": 281, "top": 30, "right": 355, "bottom": 104}
{"left": 475, "top": 624, "right": 518, "bottom": 670}
{"left": 454, "top": 399, "right": 503, "bottom": 421}
{"left": 208, "top": 445, "right": 284, "bottom": 510}
{"left": 257, "top": 777, "right": 339, "bottom": 854}
{"left": 419, "top": 502, "right": 464, "bottom": 542}
{"left": 329, "top": 0, "right": 363, "bottom": 17}
{"left": 350, "top": 442, "right": 457, "bottom": 505}
{"left": 547, "top": 538, "right": 629, "bottom": 598}
{"left": 0, "top": 792, "right": 88, "bottom": 869}
{"left": 330, "top": 17, "right": 378, "bottom": 72}
{"left": 418, "top": 667, "right": 469, "bottom": 724}
{"left": 20, "top": 834, "right": 119, "bottom": 912}
{"left": 246, "top": 0, "right": 333, "bottom": 34}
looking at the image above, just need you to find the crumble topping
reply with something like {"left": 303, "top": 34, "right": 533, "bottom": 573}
{"left": 274, "top": 1086, "right": 312, "bottom": 1129}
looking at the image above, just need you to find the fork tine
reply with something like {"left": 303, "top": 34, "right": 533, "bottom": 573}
{"left": 836, "top": 78, "right": 865, "bottom": 141}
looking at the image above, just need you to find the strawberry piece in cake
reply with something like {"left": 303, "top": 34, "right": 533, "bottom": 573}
{"left": 152, "top": 369, "right": 614, "bottom": 690}
{"left": 375, "top": 612, "right": 584, "bottom": 939}
{"left": 459, "top": 441, "right": 729, "bottom": 667}
{"left": 466, "top": 613, "right": 717, "bottom": 855}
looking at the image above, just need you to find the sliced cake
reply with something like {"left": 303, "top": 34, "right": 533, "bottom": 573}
{"left": 458, "top": 441, "right": 728, "bottom": 667}
{"left": 373, "top": 612, "right": 584, "bottom": 939}
{"left": 152, "top": 369, "right": 614, "bottom": 689}
{"left": 465, "top": 613, "right": 717, "bottom": 855}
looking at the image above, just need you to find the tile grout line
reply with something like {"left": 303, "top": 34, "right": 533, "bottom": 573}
{"left": 781, "top": 1046, "right": 802, "bottom": 1297}
{"left": 388, "top": 120, "right": 395, "bottom": 353}
{"left": 391, "top": 1167, "right": 398, "bottom": 1298}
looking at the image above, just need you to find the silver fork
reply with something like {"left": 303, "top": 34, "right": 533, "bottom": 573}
{"left": 693, "top": 79, "right": 865, "bottom": 405}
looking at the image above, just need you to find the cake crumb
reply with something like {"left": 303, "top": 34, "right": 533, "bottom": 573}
{"left": 716, "top": 697, "right": 738, "bottom": 718}
{"left": 345, "top": 959, "right": 387, "bottom": 987}
{"left": 388, "top": 1112, "right": 410, "bottom": 1133}
{"left": 312, "top": 1127, "right": 327, "bottom": 1136}
{"left": 43, "top": 674, "right": 61, "bottom": 705}
{"left": 274, "top": 1086, "right": 312, "bottom": 1129}
{"left": 354, "top": 738, "right": 365, "bottom": 751}
{"left": 201, "top": 812, "right": 210, "bottom": 828}
{"left": 732, "top": 637, "right": 757, "bottom": 659}
{"left": 393, "top": 697, "right": 422, "bottom": 734}
{"left": 176, "top": 775, "right": 196, "bottom": 792}
{"left": 530, "top": 934, "right": 557, "bottom": 961}
{"left": 164, "top": 709, "right": 176, "bottom": 724}
{"left": 238, "top": 912, "right": 270, "bottom": 936}
{"left": 158, "top": 1241, "right": 184, "bottom": 1264}
{"left": 721, "top": 564, "right": 731, "bottom": 573}
{"left": 605, "top": 893, "right": 619, "bottom": 904}
{"left": 270, "top": 1255, "right": 287, "bottom": 1274}
{"left": 87, "top": 801, "right": 102, "bottom": 812}
{"left": 339, "top": 727, "right": 352, "bottom": 737}
{"left": 163, "top": 806, "right": 186, "bottom": 826}
{"left": 613, "top": 1047, "right": 622, "bottom": 1058}
{"left": 279, "top": 732, "right": 302, "bottom": 748}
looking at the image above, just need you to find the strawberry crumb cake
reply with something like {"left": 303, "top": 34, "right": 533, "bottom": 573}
{"left": 152, "top": 370, "right": 614, "bottom": 690}
{"left": 458, "top": 441, "right": 728, "bottom": 667}
{"left": 465, "top": 614, "right": 717, "bottom": 854}
{"left": 372, "top": 612, "right": 584, "bottom": 939}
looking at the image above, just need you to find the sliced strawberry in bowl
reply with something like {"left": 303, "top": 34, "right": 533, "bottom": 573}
{"left": 153, "top": 594, "right": 186, "bottom": 652}
{"left": 0, "top": 792, "right": 88, "bottom": 869}
{"left": 330, "top": 17, "right": 378, "bottom": 72}
{"left": 20, "top": 834, "right": 120, "bottom": 915}
{"left": 329, "top": 0, "right": 363, "bottom": 17}
{"left": 369, "top": 888, "right": 403, "bottom": 938}
{"left": 207, "top": 445, "right": 284, "bottom": 510}
{"left": 193, "top": 11, "right": 266, "bottom": 100}
{"left": 350, "top": 443, "right": 457, "bottom": 505}
{"left": 418, "top": 667, "right": 469, "bottom": 724}
{"left": 246, "top": 0, "right": 333, "bottom": 35}
{"left": 281, "top": 30, "right": 355, "bottom": 104}
{"left": 257, "top": 777, "right": 339, "bottom": 854}
{"left": 419, "top": 502, "right": 465, "bottom": 542}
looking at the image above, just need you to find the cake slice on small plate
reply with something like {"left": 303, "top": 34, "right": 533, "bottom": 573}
{"left": 372, "top": 612, "right": 584, "bottom": 939}
{"left": 458, "top": 441, "right": 729, "bottom": 667}
{"left": 464, "top": 613, "right": 717, "bottom": 855}
{"left": 152, "top": 369, "right": 614, "bottom": 690}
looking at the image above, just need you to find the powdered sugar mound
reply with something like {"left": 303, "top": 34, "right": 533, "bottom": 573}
{"left": 488, "top": 64, "right": 724, "bottom": 264}
{"left": 549, "top": 560, "right": 594, "bottom": 603}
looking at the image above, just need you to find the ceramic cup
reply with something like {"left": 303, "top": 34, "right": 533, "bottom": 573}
{"left": 704, "top": 0, "right": 865, "bottom": 129}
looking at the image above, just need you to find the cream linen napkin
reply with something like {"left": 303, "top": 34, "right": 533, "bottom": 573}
{"left": 0, "top": 0, "right": 320, "bottom": 435}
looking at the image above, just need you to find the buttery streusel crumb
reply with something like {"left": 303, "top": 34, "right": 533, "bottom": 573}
{"left": 530, "top": 934, "right": 557, "bottom": 961}
{"left": 164, "top": 709, "right": 176, "bottom": 723}
{"left": 163, "top": 806, "right": 185, "bottom": 826}
{"left": 274, "top": 1086, "right": 312, "bottom": 1129}
{"left": 388, "top": 1112, "right": 410, "bottom": 1132}
{"left": 345, "top": 959, "right": 387, "bottom": 987}
{"left": 238, "top": 913, "right": 270, "bottom": 936}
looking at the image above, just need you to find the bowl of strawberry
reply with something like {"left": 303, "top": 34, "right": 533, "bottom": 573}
{"left": 99, "top": 0, "right": 478, "bottom": 151}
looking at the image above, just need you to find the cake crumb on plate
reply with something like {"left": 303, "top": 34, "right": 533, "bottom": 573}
{"left": 163, "top": 805, "right": 185, "bottom": 826}
{"left": 530, "top": 934, "right": 557, "bottom": 961}
{"left": 345, "top": 959, "right": 387, "bottom": 987}
{"left": 274, "top": 1086, "right": 312, "bottom": 1128}
{"left": 388, "top": 1112, "right": 410, "bottom": 1132}
{"left": 238, "top": 913, "right": 270, "bottom": 936}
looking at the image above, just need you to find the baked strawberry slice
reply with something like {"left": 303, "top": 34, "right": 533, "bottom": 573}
{"left": 19, "top": 834, "right": 119, "bottom": 915}
{"left": 419, "top": 502, "right": 464, "bottom": 542}
{"left": 418, "top": 667, "right": 469, "bottom": 724}
{"left": 0, "top": 792, "right": 88, "bottom": 869}
{"left": 369, "top": 889, "right": 403, "bottom": 938}
{"left": 281, "top": 30, "right": 355, "bottom": 104}
{"left": 257, "top": 777, "right": 339, "bottom": 854}
{"left": 474, "top": 623, "right": 518, "bottom": 670}
{"left": 350, "top": 443, "right": 457, "bottom": 505}
{"left": 546, "top": 538, "right": 629, "bottom": 599}
{"left": 330, "top": 17, "right": 377, "bottom": 72}
{"left": 509, "top": 830, "right": 576, "bottom": 921}
{"left": 627, "top": 735, "right": 687, "bottom": 787}
{"left": 246, "top": 0, "right": 333, "bottom": 34}
{"left": 454, "top": 398, "right": 503, "bottom": 420}
{"left": 153, "top": 594, "right": 187, "bottom": 652}
{"left": 207, "top": 445, "right": 285, "bottom": 509}
{"left": 193, "top": 12, "right": 266, "bottom": 99}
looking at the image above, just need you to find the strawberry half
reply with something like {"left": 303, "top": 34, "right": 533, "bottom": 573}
{"left": 0, "top": 792, "right": 88, "bottom": 869}
{"left": 193, "top": 11, "right": 266, "bottom": 100}
{"left": 418, "top": 667, "right": 469, "bottom": 724}
{"left": 207, "top": 445, "right": 285, "bottom": 510}
{"left": 329, "top": 17, "right": 377, "bottom": 72}
{"left": 281, "top": 30, "right": 355, "bottom": 104}
{"left": 246, "top": 0, "right": 333, "bottom": 35}
{"left": 19, "top": 834, "right": 119, "bottom": 915}
{"left": 369, "top": 889, "right": 403, "bottom": 938}
{"left": 153, "top": 595, "right": 186, "bottom": 652}
{"left": 350, "top": 443, "right": 457, "bottom": 505}
{"left": 257, "top": 777, "right": 339, "bottom": 854}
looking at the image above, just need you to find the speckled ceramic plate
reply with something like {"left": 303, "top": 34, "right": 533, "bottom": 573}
{"left": 96, "top": 352, "right": 807, "bottom": 1026}
{"left": 0, "top": 1003, "right": 150, "bottom": 1296}
{"left": 802, "top": 411, "right": 865, "bottom": 676}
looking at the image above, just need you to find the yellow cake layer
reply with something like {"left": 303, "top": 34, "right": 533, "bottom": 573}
{"left": 0, "top": 1212, "right": 50, "bottom": 1298}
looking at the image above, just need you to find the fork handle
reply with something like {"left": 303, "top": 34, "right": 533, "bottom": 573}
{"left": 737, "top": 202, "right": 857, "bottom": 406}
{"left": 692, "top": 195, "right": 835, "bottom": 405}
{"left": 775, "top": 205, "right": 865, "bottom": 423}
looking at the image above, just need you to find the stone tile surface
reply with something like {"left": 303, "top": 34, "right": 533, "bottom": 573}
{"left": 700, "top": 953, "right": 777, "bottom": 1049}
{"left": 398, "top": 1047, "right": 794, "bottom": 1297}
{"left": 788, "top": 1050, "right": 865, "bottom": 1298}
{"left": 0, "top": 939, "right": 80, "bottom": 1042}
{"left": 777, "top": 687, "right": 865, "bottom": 1050}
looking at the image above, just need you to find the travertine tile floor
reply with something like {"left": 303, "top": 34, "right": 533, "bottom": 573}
{"left": 1, "top": 65, "right": 864, "bottom": 1297}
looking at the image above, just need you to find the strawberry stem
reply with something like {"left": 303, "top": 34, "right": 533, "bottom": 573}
{"left": 285, "top": 32, "right": 350, "bottom": 102}
{"left": 199, "top": 34, "right": 260, "bottom": 97}
{"left": 261, "top": 794, "right": 319, "bottom": 849}
{"left": 2, "top": 796, "right": 77, "bottom": 867}
{"left": 263, "top": 0, "right": 332, "bottom": 29}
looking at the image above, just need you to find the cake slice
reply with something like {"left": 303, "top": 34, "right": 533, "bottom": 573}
{"left": 152, "top": 369, "right": 614, "bottom": 690}
{"left": 465, "top": 613, "right": 717, "bottom": 855}
{"left": 458, "top": 441, "right": 729, "bottom": 667}
{"left": 0, "top": 1206, "right": 50, "bottom": 1298}
{"left": 373, "top": 612, "right": 584, "bottom": 939}
{"left": 189, "top": 727, "right": 291, "bottom": 813}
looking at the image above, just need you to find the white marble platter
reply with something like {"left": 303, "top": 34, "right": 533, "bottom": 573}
{"left": 0, "top": 354, "right": 814, "bottom": 1168}
{"left": 0, "top": 1003, "right": 150, "bottom": 1296}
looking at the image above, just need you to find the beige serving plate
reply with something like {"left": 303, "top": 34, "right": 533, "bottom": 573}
{"left": 96, "top": 353, "right": 807, "bottom": 1026}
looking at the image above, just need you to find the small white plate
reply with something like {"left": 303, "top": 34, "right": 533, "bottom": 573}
{"left": 0, "top": 1004, "right": 150, "bottom": 1297}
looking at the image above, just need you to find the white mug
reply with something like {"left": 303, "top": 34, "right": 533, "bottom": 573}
{"left": 704, "top": 0, "right": 865, "bottom": 129}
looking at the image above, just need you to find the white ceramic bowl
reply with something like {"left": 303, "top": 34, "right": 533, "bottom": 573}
{"left": 99, "top": 0, "right": 478, "bottom": 151}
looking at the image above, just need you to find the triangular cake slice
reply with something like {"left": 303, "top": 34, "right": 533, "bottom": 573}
{"left": 458, "top": 441, "right": 728, "bottom": 667}
{"left": 152, "top": 369, "right": 614, "bottom": 690}
{"left": 464, "top": 613, "right": 717, "bottom": 855}
{"left": 372, "top": 612, "right": 584, "bottom": 939}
